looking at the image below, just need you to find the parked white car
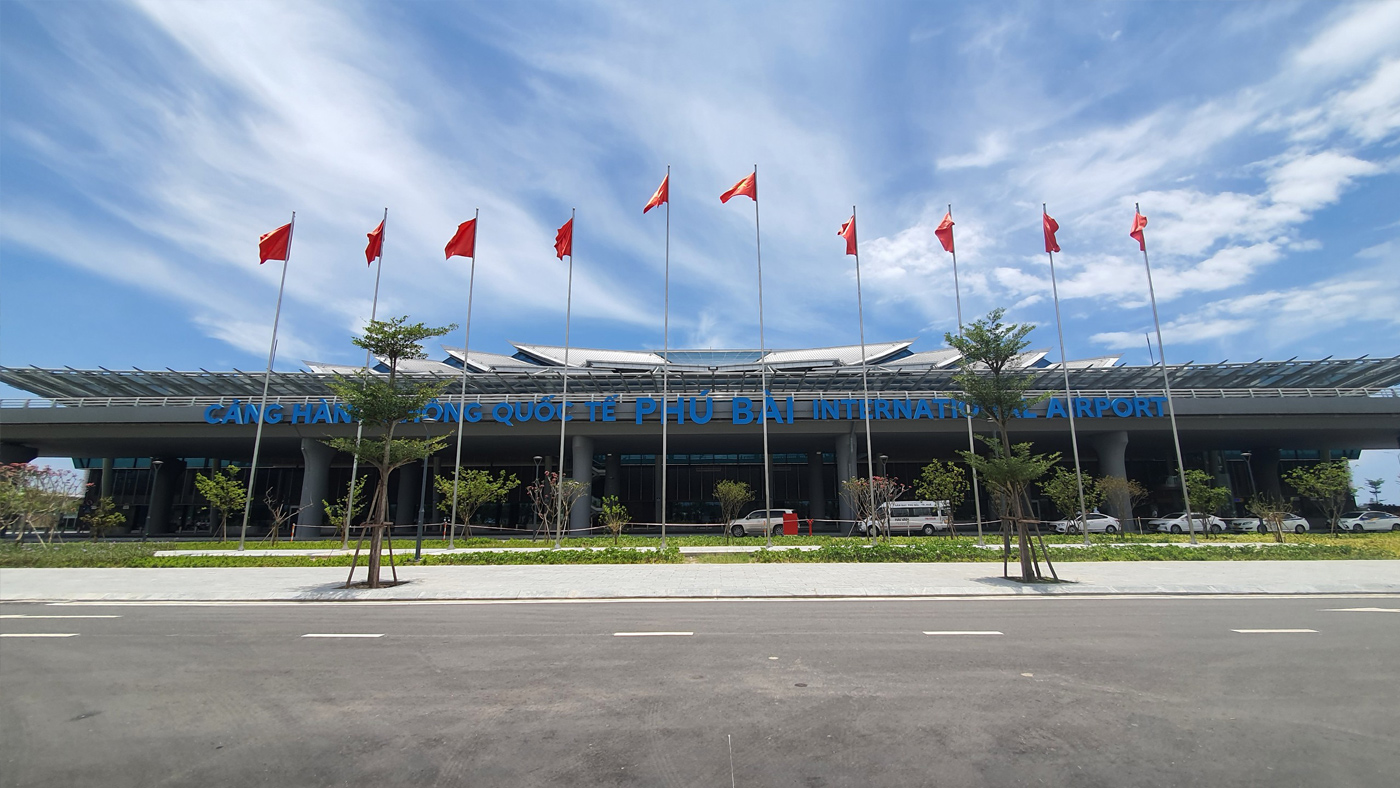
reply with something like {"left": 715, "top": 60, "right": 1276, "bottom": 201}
{"left": 857, "top": 501, "right": 952, "bottom": 536}
{"left": 1228, "top": 514, "right": 1310, "bottom": 534}
{"left": 1051, "top": 512, "right": 1122, "bottom": 534}
{"left": 1337, "top": 510, "right": 1400, "bottom": 532}
{"left": 1148, "top": 512, "right": 1227, "bottom": 534}
{"left": 727, "top": 509, "right": 795, "bottom": 538}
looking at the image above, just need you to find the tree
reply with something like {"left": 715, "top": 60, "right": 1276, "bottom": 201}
{"left": 194, "top": 465, "right": 246, "bottom": 542}
{"left": 945, "top": 309, "right": 1060, "bottom": 580}
{"left": 0, "top": 464, "right": 83, "bottom": 545}
{"left": 1364, "top": 478, "right": 1384, "bottom": 505}
{"left": 81, "top": 496, "right": 126, "bottom": 540}
{"left": 323, "top": 475, "right": 369, "bottom": 540}
{"left": 1099, "top": 476, "right": 1150, "bottom": 531}
{"left": 914, "top": 459, "right": 968, "bottom": 529}
{"left": 1284, "top": 461, "right": 1355, "bottom": 534}
{"left": 1039, "top": 467, "right": 1105, "bottom": 530}
{"left": 1181, "top": 469, "right": 1230, "bottom": 537}
{"left": 600, "top": 494, "right": 630, "bottom": 546}
{"left": 435, "top": 468, "right": 520, "bottom": 539}
{"left": 526, "top": 471, "right": 588, "bottom": 546}
{"left": 714, "top": 479, "right": 755, "bottom": 544}
{"left": 260, "top": 490, "right": 306, "bottom": 546}
{"left": 1247, "top": 493, "right": 1291, "bottom": 544}
{"left": 841, "top": 476, "right": 909, "bottom": 543}
{"left": 325, "top": 316, "right": 455, "bottom": 587}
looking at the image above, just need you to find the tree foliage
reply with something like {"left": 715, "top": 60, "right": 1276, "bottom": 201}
{"left": 526, "top": 471, "right": 589, "bottom": 545}
{"left": 1364, "top": 478, "right": 1384, "bottom": 504}
{"left": 914, "top": 459, "right": 968, "bottom": 513}
{"left": 1181, "top": 469, "right": 1231, "bottom": 537}
{"left": 1039, "top": 466, "right": 1105, "bottom": 523}
{"left": 1284, "top": 461, "right": 1355, "bottom": 534}
{"left": 323, "top": 475, "right": 368, "bottom": 539}
{"left": 194, "top": 465, "right": 246, "bottom": 541}
{"left": 81, "top": 496, "right": 126, "bottom": 540}
{"left": 841, "top": 476, "right": 909, "bottom": 543}
{"left": 714, "top": 479, "right": 755, "bottom": 544}
{"left": 435, "top": 468, "right": 520, "bottom": 538}
{"left": 1099, "top": 475, "right": 1150, "bottom": 523}
{"left": 599, "top": 494, "right": 630, "bottom": 545}
{"left": 0, "top": 464, "right": 83, "bottom": 545}
{"left": 1246, "top": 493, "right": 1292, "bottom": 544}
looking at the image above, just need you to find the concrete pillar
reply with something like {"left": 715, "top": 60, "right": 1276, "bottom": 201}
{"left": 604, "top": 453, "right": 621, "bottom": 499}
{"left": 835, "top": 429, "right": 856, "bottom": 523}
{"left": 0, "top": 444, "right": 38, "bottom": 464}
{"left": 1093, "top": 431, "right": 1130, "bottom": 521}
{"left": 296, "top": 439, "right": 335, "bottom": 539}
{"left": 571, "top": 435, "right": 595, "bottom": 535}
{"left": 395, "top": 463, "right": 421, "bottom": 525}
{"left": 807, "top": 450, "right": 826, "bottom": 522}
{"left": 653, "top": 452, "right": 664, "bottom": 524}
{"left": 1256, "top": 448, "right": 1283, "bottom": 499}
{"left": 100, "top": 457, "right": 115, "bottom": 499}
{"left": 146, "top": 458, "right": 184, "bottom": 536}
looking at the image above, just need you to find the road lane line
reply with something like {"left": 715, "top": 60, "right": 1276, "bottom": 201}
{"left": 1232, "top": 629, "right": 1317, "bottom": 633}
{"left": 301, "top": 633, "right": 384, "bottom": 638}
{"left": 923, "top": 630, "right": 1003, "bottom": 636}
{"left": 1322, "top": 607, "right": 1400, "bottom": 613}
{"left": 613, "top": 631, "right": 693, "bottom": 637}
{"left": 0, "top": 633, "right": 80, "bottom": 638}
{"left": 0, "top": 615, "right": 121, "bottom": 619}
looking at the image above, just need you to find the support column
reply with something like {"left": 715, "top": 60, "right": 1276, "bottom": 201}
{"left": 147, "top": 457, "right": 184, "bottom": 536}
{"left": 807, "top": 450, "right": 825, "bottom": 522}
{"left": 1256, "top": 448, "right": 1283, "bottom": 499}
{"left": 395, "top": 463, "right": 421, "bottom": 526}
{"left": 571, "top": 435, "right": 595, "bottom": 536}
{"left": 835, "top": 429, "right": 856, "bottom": 523}
{"left": 604, "top": 452, "right": 621, "bottom": 499}
{"left": 100, "top": 457, "right": 115, "bottom": 499}
{"left": 1093, "top": 431, "right": 1130, "bottom": 522}
{"left": 296, "top": 439, "right": 335, "bottom": 539}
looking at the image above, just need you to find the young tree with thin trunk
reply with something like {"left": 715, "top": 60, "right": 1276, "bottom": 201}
{"left": 714, "top": 479, "right": 754, "bottom": 544}
{"left": 526, "top": 472, "right": 588, "bottom": 545}
{"left": 326, "top": 316, "right": 454, "bottom": 587}
{"left": 945, "top": 308, "right": 1061, "bottom": 581}
{"left": 1181, "top": 469, "right": 1231, "bottom": 538}
{"left": 260, "top": 490, "right": 306, "bottom": 546}
{"left": 1364, "top": 478, "right": 1384, "bottom": 505}
{"left": 600, "top": 494, "right": 629, "bottom": 546}
{"left": 435, "top": 469, "right": 520, "bottom": 539}
{"left": 323, "top": 475, "right": 368, "bottom": 541}
{"left": 1247, "top": 493, "right": 1291, "bottom": 544}
{"left": 194, "top": 465, "right": 245, "bottom": 542}
{"left": 1283, "top": 461, "right": 1355, "bottom": 534}
{"left": 841, "top": 476, "right": 909, "bottom": 543}
{"left": 914, "top": 459, "right": 968, "bottom": 534}
{"left": 1040, "top": 467, "right": 1105, "bottom": 531}
{"left": 81, "top": 496, "right": 126, "bottom": 540}
{"left": 1099, "top": 476, "right": 1149, "bottom": 532}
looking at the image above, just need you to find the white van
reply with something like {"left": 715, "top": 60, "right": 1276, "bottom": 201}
{"left": 857, "top": 500, "right": 952, "bottom": 536}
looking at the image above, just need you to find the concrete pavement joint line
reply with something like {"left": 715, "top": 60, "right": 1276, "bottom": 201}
{"left": 923, "top": 630, "right": 1003, "bottom": 635}
{"left": 0, "top": 633, "right": 79, "bottom": 637}
{"left": 613, "top": 631, "right": 693, "bottom": 637}
{"left": 300, "top": 633, "right": 384, "bottom": 638}
{"left": 1322, "top": 607, "right": 1400, "bottom": 612}
{"left": 0, "top": 615, "right": 121, "bottom": 619}
{"left": 1231, "top": 628, "right": 1318, "bottom": 633}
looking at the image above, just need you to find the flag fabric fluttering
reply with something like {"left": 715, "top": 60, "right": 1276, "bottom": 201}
{"left": 365, "top": 220, "right": 385, "bottom": 265}
{"left": 935, "top": 212, "right": 956, "bottom": 254}
{"left": 1130, "top": 211, "right": 1148, "bottom": 251}
{"left": 444, "top": 219, "right": 478, "bottom": 260}
{"left": 838, "top": 215, "right": 858, "bottom": 256}
{"left": 720, "top": 172, "right": 757, "bottom": 204}
{"left": 1043, "top": 212, "right": 1061, "bottom": 254}
{"left": 554, "top": 217, "right": 574, "bottom": 259}
{"left": 644, "top": 174, "right": 669, "bottom": 214}
{"left": 258, "top": 223, "right": 292, "bottom": 264}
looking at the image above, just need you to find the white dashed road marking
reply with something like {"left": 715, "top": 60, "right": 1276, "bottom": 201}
{"left": 1232, "top": 629, "right": 1317, "bottom": 634}
{"left": 613, "top": 631, "right": 693, "bottom": 637}
{"left": 0, "top": 615, "right": 121, "bottom": 619}
{"left": 1322, "top": 607, "right": 1400, "bottom": 613}
{"left": 301, "top": 633, "right": 384, "bottom": 638}
{"left": 923, "top": 630, "right": 1004, "bottom": 636}
{"left": 0, "top": 633, "right": 80, "bottom": 638}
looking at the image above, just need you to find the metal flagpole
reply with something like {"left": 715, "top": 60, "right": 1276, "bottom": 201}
{"left": 1137, "top": 202, "right": 1196, "bottom": 544}
{"left": 661, "top": 167, "right": 671, "bottom": 550}
{"left": 1044, "top": 204, "right": 1090, "bottom": 547}
{"left": 753, "top": 166, "right": 773, "bottom": 549}
{"left": 448, "top": 208, "right": 479, "bottom": 549}
{"left": 239, "top": 212, "right": 295, "bottom": 551}
{"left": 342, "top": 209, "right": 388, "bottom": 550}
{"left": 850, "top": 206, "right": 878, "bottom": 541}
{"left": 556, "top": 208, "right": 575, "bottom": 549}
{"left": 947, "top": 205, "right": 986, "bottom": 547}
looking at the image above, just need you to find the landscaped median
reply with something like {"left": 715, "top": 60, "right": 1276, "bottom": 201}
{"left": 1, "top": 532, "right": 1397, "bottom": 568}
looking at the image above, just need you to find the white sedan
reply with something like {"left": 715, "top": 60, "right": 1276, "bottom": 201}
{"left": 1228, "top": 514, "right": 1310, "bottom": 534}
{"left": 1051, "top": 512, "right": 1122, "bottom": 534}
{"left": 1337, "top": 510, "right": 1400, "bottom": 532}
{"left": 1148, "top": 512, "right": 1227, "bottom": 534}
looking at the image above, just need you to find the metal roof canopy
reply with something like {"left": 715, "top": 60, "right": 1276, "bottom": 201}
{"left": 4, "top": 356, "right": 1400, "bottom": 400}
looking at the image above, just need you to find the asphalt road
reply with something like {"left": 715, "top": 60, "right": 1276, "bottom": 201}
{"left": 2, "top": 596, "right": 1396, "bottom": 787}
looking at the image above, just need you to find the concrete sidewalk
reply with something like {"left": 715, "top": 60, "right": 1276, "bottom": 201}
{"left": 2, "top": 560, "right": 1398, "bottom": 602}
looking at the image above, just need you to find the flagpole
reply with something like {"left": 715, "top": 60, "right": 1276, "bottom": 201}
{"left": 851, "top": 206, "right": 878, "bottom": 541}
{"left": 1044, "top": 204, "right": 1091, "bottom": 546}
{"left": 753, "top": 165, "right": 773, "bottom": 549}
{"left": 660, "top": 166, "right": 671, "bottom": 550}
{"left": 448, "top": 208, "right": 479, "bottom": 549}
{"left": 947, "top": 204, "right": 986, "bottom": 547}
{"left": 556, "top": 208, "right": 575, "bottom": 549}
{"left": 342, "top": 208, "right": 387, "bottom": 550}
{"left": 239, "top": 211, "right": 294, "bottom": 551}
{"left": 1138, "top": 202, "right": 1195, "bottom": 544}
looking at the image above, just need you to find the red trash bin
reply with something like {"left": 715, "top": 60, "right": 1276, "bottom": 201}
{"left": 782, "top": 511, "right": 799, "bottom": 536}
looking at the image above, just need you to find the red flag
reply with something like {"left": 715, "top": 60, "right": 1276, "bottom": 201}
{"left": 644, "top": 174, "right": 669, "bottom": 214}
{"left": 365, "top": 219, "right": 384, "bottom": 265}
{"left": 934, "top": 212, "right": 955, "bottom": 254}
{"left": 838, "top": 215, "right": 857, "bottom": 256}
{"left": 1130, "top": 211, "right": 1148, "bottom": 252}
{"left": 1042, "top": 212, "right": 1061, "bottom": 254}
{"left": 554, "top": 217, "right": 573, "bottom": 260}
{"left": 258, "top": 222, "right": 292, "bottom": 264}
{"left": 444, "top": 219, "right": 477, "bottom": 259}
{"left": 720, "top": 172, "right": 757, "bottom": 203}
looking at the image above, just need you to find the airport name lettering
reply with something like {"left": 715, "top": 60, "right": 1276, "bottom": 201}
{"left": 204, "top": 395, "right": 1166, "bottom": 426}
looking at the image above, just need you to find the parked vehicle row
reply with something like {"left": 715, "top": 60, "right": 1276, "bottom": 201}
{"left": 1338, "top": 510, "right": 1400, "bottom": 532}
{"left": 1227, "top": 513, "right": 1310, "bottom": 534}
{"left": 1051, "top": 512, "right": 1121, "bottom": 534}
{"left": 1147, "top": 512, "right": 1227, "bottom": 534}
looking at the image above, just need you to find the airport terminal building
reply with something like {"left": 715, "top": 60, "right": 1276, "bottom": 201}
{"left": 2, "top": 341, "right": 1398, "bottom": 537}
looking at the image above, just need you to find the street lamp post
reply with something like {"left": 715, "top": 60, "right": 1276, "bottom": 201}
{"left": 1240, "top": 451, "right": 1258, "bottom": 498}
{"left": 142, "top": 459, "right": 163, "bottom": 542}
{"left": 532, "top": 455, "right": 543, "bottom": 540}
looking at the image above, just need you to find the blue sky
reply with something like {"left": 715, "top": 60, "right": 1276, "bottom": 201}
{"left": 2, "top": 1, "right": 1398, "bottom": 492}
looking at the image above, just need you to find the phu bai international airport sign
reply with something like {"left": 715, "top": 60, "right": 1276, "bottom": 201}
{"left": 202, "top": 394, "right": 1170, "bottom": 427}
